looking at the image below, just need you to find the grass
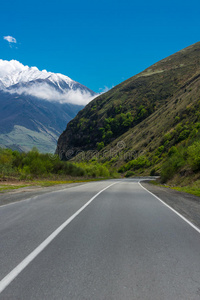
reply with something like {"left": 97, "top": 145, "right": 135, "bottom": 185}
{"left": 149, "top": 179, "right": 200, "bottom": 197}
{"left": 0, "top": 177, "right": 109, "bottom": 192}
{"left": 171, "top": 186, "right": 200, "bottom": 197}
{"left": 34, "top": 178, "right": 108, "bottom": 187}
{"left": 0, "top": 184, "right": 29, "bottom": 192}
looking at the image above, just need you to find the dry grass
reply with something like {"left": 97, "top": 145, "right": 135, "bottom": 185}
{"left": 0, "top": 177, "right": 107, "bottom": 192}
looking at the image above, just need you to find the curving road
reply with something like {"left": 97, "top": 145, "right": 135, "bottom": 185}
{"left": 0, "top": 178, "right": 200, "bottom": 299}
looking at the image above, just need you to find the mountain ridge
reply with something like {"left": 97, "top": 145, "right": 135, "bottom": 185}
{"left": 0, "top": 60, "right": 97, "bottom": 152}
{"left": 56, "top": 41, "right": 200, "bottom": 166}
{"left": 0, "top": 59, "right": 97, "bottom": 104}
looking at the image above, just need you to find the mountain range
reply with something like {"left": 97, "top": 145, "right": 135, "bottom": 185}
{"left": 56, "top": 41, "right": 200, "bottom": 175}
{"left": 0, "top": 60, "right": 97, "bottom": 153}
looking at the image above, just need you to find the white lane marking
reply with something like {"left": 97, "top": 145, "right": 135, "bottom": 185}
{"left": 0, "top": 181, "right": 117, "bottom": 294}
{"left": 139, "top": 181, "right": 200, "bottom": 234}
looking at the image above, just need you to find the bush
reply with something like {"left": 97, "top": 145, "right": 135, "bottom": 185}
{"left": 124, "top": 156, "right": 150, "bottom": 171}
{"left": 178, "top": 129, "right": 190, "bottom": 142}
{"left": 118, "top": 166, "right": 125, "bottom": 173}
{"left": 125, "top": 171, "right": 135, "bottom": 177}
{"left": 0, "top": 148, "right": 15, "bottom": 176}
{"left": 74, "top": 162, "right": 111, "bottom": 178}
{"left": 168, "top": 146, "right": 178, "bottom": 157}
{"left": 97, "top": 142, "right": 105, "bottom": 151}
{"left": 163, "top": 133, "right": 172, "bottom": 142}
{"left": 0, "top": 148, "right": 100, "bottom": 178}
{"left": 155, "top": 146, "right": 164, "bottom": 157}
{"left": 187, "top": 141, "right": 200, "bottom": 171}
{"left": 150, "top": 168, "right": 156, "bottom": 176}
{"left": 161, "top": 151, "right": 185, "bottom": 183}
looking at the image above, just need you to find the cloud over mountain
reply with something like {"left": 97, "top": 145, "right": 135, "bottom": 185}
{"left": 0, "top": 59, "right": 97, "bottom": 152}
{"left": 0, "top": 59, "right": 97, "bottom": 105}
{"left": 8, "top": 82, "right": 96, "bottom": 105}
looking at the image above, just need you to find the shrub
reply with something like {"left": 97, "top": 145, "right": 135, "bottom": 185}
{"left": 125, "top": 171, "right": 135, "bottom": 177}
{"left": 175, "top": 116, "right": 180, "bottom": 123}
{"left": 97, "top": 142, "right": 105, "bottom": 151}
{"left": 0, "top": 147, "right": 117, "bottom": 179}
{"left": 74, "top": 162, "right": 110, "bottom": 178}
{"left": 187, "top": 141, "right": 200, "bottom": 171}
{"left": 0, "top": 148, "right": 15, "bottom": 176}
{"left": 155, "top": 145, "right": 164, "bottom": 156}
{"left": 168, "top": 146, "right": 178, "bottom": 157}
{"left": 118, "top": 166, "right": 125, "bottom": 173}
{"left": 178, "top": 129, "right": 190, "bottom": 142}
{"left": 161, "top": 151, "right": 185, "bottom": 183}
{"left": 150, "top": 168, "right": 156, "bottom": 176}
{"left": 124, "top": 156, "right": 150, "bottom": 171}
{"left": 163, "top": 133, "right": 172, "bottom": 142}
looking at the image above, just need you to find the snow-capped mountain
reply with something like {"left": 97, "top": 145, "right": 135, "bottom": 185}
{"left": 0, "top": 59, "right": 97, "bottom": 105}
{"left": 0, "top": 59, "right": 97, "bottom": 153}
{"left": 0, "top": 60, "right": 72, "bottom": 87}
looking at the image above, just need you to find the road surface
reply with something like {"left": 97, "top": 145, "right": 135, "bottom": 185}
{"left": 0, "top": 178, "right": 200, "bottom": 299}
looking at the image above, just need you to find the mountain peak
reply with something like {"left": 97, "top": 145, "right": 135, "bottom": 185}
{"left": 0, "top": 59, "right": 97, "bottom": 105}
{"left": 0, "top": 59, "right": 73, "bottom": 88}
{"left": 0, "top": 59, "right": 98, "bottom": 152}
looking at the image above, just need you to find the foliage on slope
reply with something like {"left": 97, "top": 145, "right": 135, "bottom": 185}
{"left": 94, "top": 73, "right": 200, "bottom": 181}
{"left": 114, "top": 87, "right": 200, "bottom": 183}
{"left": 56, "top": 42, "right": 200, "bottom": 159}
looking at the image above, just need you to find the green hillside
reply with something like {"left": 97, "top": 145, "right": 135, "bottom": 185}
{"left": 56, "top": 42, "right": 200, "bottom": 185}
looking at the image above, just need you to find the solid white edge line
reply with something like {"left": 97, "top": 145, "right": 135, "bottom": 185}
{"left": 0, "top": 181, "right": 117, "bottom": 294}
{"left": 138, "top": 181, "right": 200, "bottom": 234}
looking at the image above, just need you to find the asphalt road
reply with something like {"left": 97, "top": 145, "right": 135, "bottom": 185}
{"left": 0, "top": 178, "right": 200, "bottom": 299}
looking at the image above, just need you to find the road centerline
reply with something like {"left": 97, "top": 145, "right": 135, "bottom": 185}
{"left": 0, "top": 181, "right": 117, "bottom": 294}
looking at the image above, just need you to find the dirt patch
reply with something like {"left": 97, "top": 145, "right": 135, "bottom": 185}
{"left": 0, "top": 179, "right": 30, "bottom": 186}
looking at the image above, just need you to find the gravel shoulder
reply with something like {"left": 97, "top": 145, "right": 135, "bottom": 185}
{"left": 141, "top": 181, "right": 200, "bottom": 230}
{"left": 0, "top": 182, "right": 87, "bottom": 207}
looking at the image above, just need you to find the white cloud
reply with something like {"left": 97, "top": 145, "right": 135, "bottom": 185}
{"left": 8, "top": 82, "right": 98, "bottom": 105}
{"left": 3, "top": 36, "right": 17, "bottom": 44}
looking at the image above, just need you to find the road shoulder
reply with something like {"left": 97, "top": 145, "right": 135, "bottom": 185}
{"left": 0, "top": 182, "right": 87, "bottom": 207}
{"left": 141, "top": 181, "right": 200, "bottom": 230}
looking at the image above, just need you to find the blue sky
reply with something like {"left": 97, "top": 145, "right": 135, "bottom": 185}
{"left": 1, "top": 0, "right": 200, "bottom": 93}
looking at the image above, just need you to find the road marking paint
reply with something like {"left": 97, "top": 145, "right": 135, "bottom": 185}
{"left": 0, "top": 181, "right": 117, "bottom": 294}
{"left": 139, "top": 181, "right": 200, "bottom": 234}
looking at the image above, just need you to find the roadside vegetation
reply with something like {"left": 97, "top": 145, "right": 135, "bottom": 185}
{"left": 115, "top": 116, "right": 200, "bottom": 196}
{"left": 0, "top": 147, "right": 117, "bottom": 189}
{"left": 159, "top": 123, "right": 200, "bottom": 183}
